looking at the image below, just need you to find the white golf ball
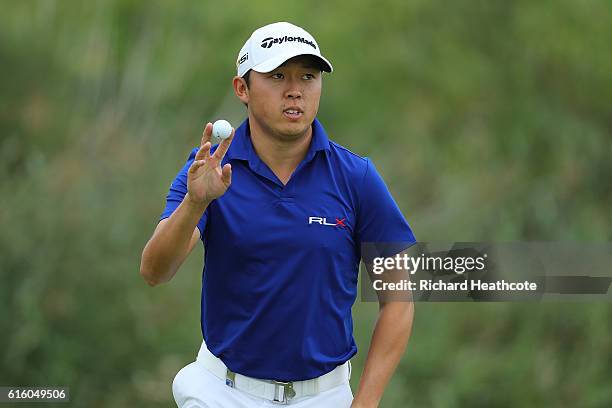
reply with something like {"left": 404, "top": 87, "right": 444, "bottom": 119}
{"left": 212, "top": 120, "right": 233, "bottom": 140}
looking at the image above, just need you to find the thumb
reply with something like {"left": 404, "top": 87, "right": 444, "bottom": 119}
{"left": 221, "top": 163, "right": 232, "bottom": 186}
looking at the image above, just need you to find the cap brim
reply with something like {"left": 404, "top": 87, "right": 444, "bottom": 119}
{"left": 251, "top": 51, "right": 333, "bottom": 74}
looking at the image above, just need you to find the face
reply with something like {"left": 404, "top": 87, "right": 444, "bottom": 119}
{"left": 233, "top": 55, "right": 323, "bottom": 142}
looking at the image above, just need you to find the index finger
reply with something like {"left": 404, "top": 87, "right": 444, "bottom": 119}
{"left": 212, "top": 128, "right": 235, "bottom": 162}
{"left": 201, "top": 122, "right": 213, "bottom": 147}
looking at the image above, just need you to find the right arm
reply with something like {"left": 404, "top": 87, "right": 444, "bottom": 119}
{"left": 139, "top": 122, "right": 235, "bottom": 286}
{"left": 139, "top": 195, "right": 209, "bottom": 286}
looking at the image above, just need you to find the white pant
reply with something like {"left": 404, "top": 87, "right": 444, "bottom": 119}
{"left": 172, "top": 343, "right": 354, "bottom": 407}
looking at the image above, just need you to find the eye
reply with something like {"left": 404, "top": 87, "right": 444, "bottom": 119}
{"left": 303, "top": 73, "right": 316, "bottom": 80}
{"left": 271, "top": 73, "right": 284, "bottom": 79}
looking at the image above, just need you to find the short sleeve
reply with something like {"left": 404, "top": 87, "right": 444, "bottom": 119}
{"left": 159, "top": 147, "right": 208, "bottom": 240}
{"left": 357, "top": 159, "right": 416, "bottom": 261}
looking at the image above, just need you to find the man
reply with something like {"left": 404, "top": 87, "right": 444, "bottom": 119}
{"left": 140, "top": 22, "right": 416, "bottom": 407}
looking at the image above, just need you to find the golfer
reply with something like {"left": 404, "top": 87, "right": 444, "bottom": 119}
{"left": 140, "top": 21, "right": 416, "bottom": 407}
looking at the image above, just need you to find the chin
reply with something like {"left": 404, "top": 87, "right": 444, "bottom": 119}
{"left": 276, "top": 119, "right": 312, "bottom": 136}
{"left": 277, "top": 122, "right": 310, "bottom": 138}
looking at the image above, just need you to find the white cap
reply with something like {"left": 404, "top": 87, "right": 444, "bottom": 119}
{"left": 236, "top": 22, "right": 333, "bottom": 77}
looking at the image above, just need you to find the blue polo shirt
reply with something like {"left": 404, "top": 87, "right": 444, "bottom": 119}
{"left": 160, "top": 118, "right": 416, "bottom": 381}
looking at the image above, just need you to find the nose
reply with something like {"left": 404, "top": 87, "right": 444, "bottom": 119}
{"left": 286, "top": 90, "right": 302, "bottom": 99}
{"left": 285, "top": 88, "right": 302, "bottom": 99}
{"left": 284, "top": 78, "right": 302, "bottom": 99}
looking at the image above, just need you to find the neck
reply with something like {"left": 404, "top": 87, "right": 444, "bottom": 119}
{"left": 248, "top": 116, "right": 313, "bottom": 181}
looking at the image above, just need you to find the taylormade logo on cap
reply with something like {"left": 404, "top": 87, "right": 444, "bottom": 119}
{"left": 236, "top": 22, "right": 333, "bottom": 78}
{"left": 260, "top": 35, "right": 317, "bottom": 50}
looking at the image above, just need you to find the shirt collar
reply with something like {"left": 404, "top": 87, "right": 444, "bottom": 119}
{"left": 226, "top": 117, "right": 331, "bottom": 163}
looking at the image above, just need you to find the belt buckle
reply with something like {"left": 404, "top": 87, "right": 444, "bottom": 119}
{"left": 271, "top": 380, "right": 296, "bottom": 404}
{"left": 225, "top": 369, "right": 236, "bottom": 388}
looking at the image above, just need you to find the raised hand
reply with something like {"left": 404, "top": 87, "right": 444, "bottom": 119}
{"left": 187, "top": 122, "right": 235, "bottom": 205}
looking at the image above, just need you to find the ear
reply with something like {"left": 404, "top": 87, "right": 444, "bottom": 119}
{"left": 233, "top": 76, "right": 249, "bottom": 105}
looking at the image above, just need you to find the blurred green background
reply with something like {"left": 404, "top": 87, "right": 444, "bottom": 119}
{"left": 1, "top": 1, "right": 611, "bottom": 407}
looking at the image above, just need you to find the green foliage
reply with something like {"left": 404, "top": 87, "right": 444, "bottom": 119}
{"left": 1, "top": 1, "right": 610, "bottom": 406}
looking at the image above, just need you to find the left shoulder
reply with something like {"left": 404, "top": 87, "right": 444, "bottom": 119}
{"left": 326, "top": 140, "right": 371, "bottom": 177}
{"left": 328, "top": 140, "right": 366, "bottom": 161}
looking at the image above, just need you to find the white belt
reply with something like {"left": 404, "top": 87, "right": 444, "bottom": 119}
{"left": 196, "top": 341, "right": 351, "bottom": 404}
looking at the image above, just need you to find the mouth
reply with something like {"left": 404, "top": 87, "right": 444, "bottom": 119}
{"left": 282, "top": 107, "right": 304, "bottom": 121}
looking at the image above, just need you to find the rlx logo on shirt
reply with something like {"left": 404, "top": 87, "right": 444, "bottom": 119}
{"left": 308, "top": 216, "right": 347, "bottom": 228}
